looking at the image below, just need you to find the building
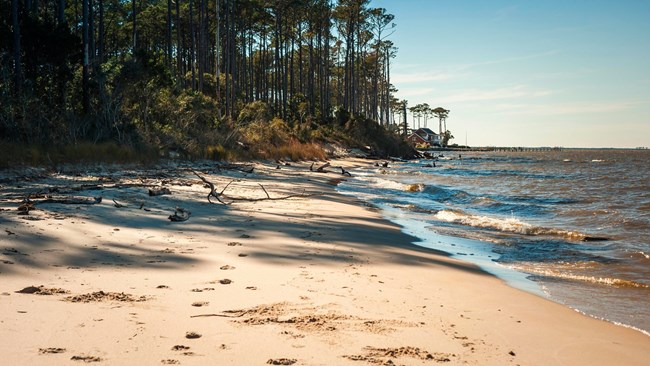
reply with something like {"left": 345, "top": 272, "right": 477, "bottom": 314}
{"left": 406, "top": 128, "right": 441, "bottom": 147}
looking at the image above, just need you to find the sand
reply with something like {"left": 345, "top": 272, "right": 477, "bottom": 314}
{"left": 1, "top": 159, "right": 648, "bottom": 366}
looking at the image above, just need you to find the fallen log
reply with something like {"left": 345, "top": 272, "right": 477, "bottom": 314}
{"left": 26, "top": 196, "right": 102, "bottom": 205}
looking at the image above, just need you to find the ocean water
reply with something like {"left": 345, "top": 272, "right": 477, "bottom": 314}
{"left": 337, "top": 149, "right": 650, "bottom": 335}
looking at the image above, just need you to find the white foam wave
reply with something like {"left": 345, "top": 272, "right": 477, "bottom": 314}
{"left": 505, "top": 264, "right": 650, "bottom": 289}
{"left": 370, "top": 177, "right": 411, "bottom": 191}
{"left": 434, "top": 210, "right": 587, "bottom": 240}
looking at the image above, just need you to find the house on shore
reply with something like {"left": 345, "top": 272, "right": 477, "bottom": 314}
{"left": 406, "top": 128, "right": 441, "bottom": 147}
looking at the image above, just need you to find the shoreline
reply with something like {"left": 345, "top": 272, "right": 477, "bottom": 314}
{"left": 1, "top": 159, "right": 649, "bottom": 365}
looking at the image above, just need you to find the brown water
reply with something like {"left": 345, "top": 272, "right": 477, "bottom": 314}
{"left": 340, "top": 149, "right": 650, "bottom": 334}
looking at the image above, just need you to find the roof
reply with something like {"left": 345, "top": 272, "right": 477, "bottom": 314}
{"left": 418, "top": 128, "right": 437, "bottom": 136}
{"left": 406, "top": 133, "right": 428, "bottom": 143}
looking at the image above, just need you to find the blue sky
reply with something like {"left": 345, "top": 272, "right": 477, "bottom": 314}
{"left": 371, "top": 0, "right": 650, "bottom": 147}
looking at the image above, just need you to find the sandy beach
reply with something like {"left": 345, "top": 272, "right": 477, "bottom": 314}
{"left": 1, "top": 159, "right": 648, "bottom": 366}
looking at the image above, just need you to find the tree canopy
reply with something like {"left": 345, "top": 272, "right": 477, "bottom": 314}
{"left": 1, "top": 0, "right": 412, "bottom": 161}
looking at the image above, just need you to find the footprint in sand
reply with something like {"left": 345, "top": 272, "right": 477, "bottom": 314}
{"left": 39, "top": 348, "right": 66, "bottom": 354}
{"left": 185, "top": 332, "right": 202, "bottom": 339}
{"left": 220, "top": 265, "right": 235, "bottom": 270}
{"left": 171, "top": 345, "right": 190, "bottom": 351}
{"left": 267, "top": 358, "right": 297, "bottom": 365}
{"left": 161, "top": 359, "right": 180, "bottom": 364}
{"left": 191, "top": 301, "right": 209, "bottom": 307}
{"left": 70, "top": 355, "right": 101, "bottom": 362}
{"left": 227, "top": 242, "right": 242, "bottom": 246}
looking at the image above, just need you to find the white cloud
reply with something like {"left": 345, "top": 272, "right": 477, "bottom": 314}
{"left": 492, "top": 100, "right": 645, "bottom": 117}
{"left": 435, "top": 85, "right": 552, "bottom": 104}
{"left": 391, "top": 70, "right": 464, "bottom": 84}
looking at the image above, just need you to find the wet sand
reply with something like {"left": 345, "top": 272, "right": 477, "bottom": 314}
{"left": 1, "top": 160, "right": 648, "bottom": 365}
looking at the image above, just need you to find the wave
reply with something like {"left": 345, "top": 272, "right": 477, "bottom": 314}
{"left": 433, "top": 210, "right": 590, "bottom": 241}
{"left": 505, "top": 264, "right": 650, "bottom": 289}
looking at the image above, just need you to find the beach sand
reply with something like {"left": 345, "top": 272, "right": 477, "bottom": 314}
{"left": 1, "top": 159, "right": 648, "bottom": 365}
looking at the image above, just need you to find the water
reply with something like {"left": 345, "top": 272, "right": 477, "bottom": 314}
{"left": 337, "top": 149, "right": 650, "bottom": 335}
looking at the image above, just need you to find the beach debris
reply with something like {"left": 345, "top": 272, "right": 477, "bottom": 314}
{"left": 267, "top": 358, "right": 297, "bottom": 365}
{"left": 171, "top": 345, "right": 190, "bottom": 351}
{"left": 16, "top": 285, "right": 69, "bottom": 295}
{"left": 63, "top": 291, "right": 148, "bottom": 303}
{"left": 161, "top": 360, "right": 180, "bottom": 364}
{"left": 192, "top": 171, "right": 317, "bottom": 205}
{"left": 23, "top": 196, "right": 102, "bottom": 206}
{"left": 17, "top": 202, "right": 35, "bottom": 214}
{"left": 168, "top": 207, "right": 191, "bottom": 222}
{"left": 38, "top": 348, "right": 66, "bottom": 354}
{"left": 112, "top": 198, "right": 126, "bottom": 208}
{"left": 191, "top": 301, "right": 209, "bottom": 307}
{"left": 343, "top": 346, "right": 452, "bottom": 364}
{"left": 314, "top": 162, "right": 331, "bottom": 172}
{"left": 219, "top": 279, "right": 232, "bottom": 285}
{"left": 185, "top": 331, "right": 202, "bottom": 339}
{"left": 70, "top": 355, "right": 102, "bottom": 362}
{"left": 148, "top": 187, "right": 171, "bottom": 196}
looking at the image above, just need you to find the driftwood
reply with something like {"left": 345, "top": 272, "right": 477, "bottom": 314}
{"left": 315, "top": 162, "right": 331, "bottom": 172}
{"left": 192, "top": 171, "right": 317, "bottom": 205}
{"left": 112, "top": 198, "right": 126, "bottom": 208}
{"left": 148, "top": 187, "right": 172, "bottom": 196}
{"left": 168, "top": 207, "right": 191, "bottom": 222}
{"left": 309, "top": 162, "right": 351, "bottom": 177}
{"left": 26, "top": 196, "right": 102, "bottom": 205}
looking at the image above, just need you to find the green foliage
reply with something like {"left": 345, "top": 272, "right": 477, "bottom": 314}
{"left": 0, "top": 142, "right": 158, "bottom": 168}
{"left": 344, "top": 115, "right": 417, "bottom": 158}
{"left": 442, "top": 130, "right": 454, "bottom": 147}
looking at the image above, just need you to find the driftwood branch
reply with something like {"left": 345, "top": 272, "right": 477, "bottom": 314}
{"left": 168, "top": 207, "right": 191, "bottom": 222}
{"left": 192, "top": 170, "right": 230, "bottom": 205}
{"left": 113, "top": 198, "right": 125, "bottom": 208}
{"left": 192, "top": 171, "right": 318, "bottom": 205}
{"left": 315, "top": 162, "right": 331, "bottom": 172}
{"left": 26, "top": 196, "right": 102, "bottom": 205}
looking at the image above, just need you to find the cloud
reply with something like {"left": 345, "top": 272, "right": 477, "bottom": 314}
{"left": 394, "top": 86, "right": 436, "bottom": 99}
{"left": 391, "top": 70, "right": 464, "bottom": 84}
{"left": 435, "top": 85, "right": 552, "bottom": 104}
{"left": 492, "top": 100, "right": 645, "bottom": 116}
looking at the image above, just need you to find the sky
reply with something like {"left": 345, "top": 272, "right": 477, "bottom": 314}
{"left": 370, "top": 0, "right": 650, "bottom": 148}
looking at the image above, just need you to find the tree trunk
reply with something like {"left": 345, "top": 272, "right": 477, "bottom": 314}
{"left": 167, "top": 0, "right": 172, "bottom": 69}
{"left": 98, "top": 0, "right": 104, "bottom": 62}
{"left": 11, "top": 0, "right": 22, "bottom": 95}
{"left": 215, "top": 0, "right": 221, "bottom": 117}
{"left": 82, "top": 0, "right": 90, "bottom": 113}
{"left": 132, "top": 0, "right": 137, "bottom": 53}
{"left": 175, "top": 0, "right": 182, "bottom": 85}
{"left": 58, "top": 0, "right": 66, "bottom": 24}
